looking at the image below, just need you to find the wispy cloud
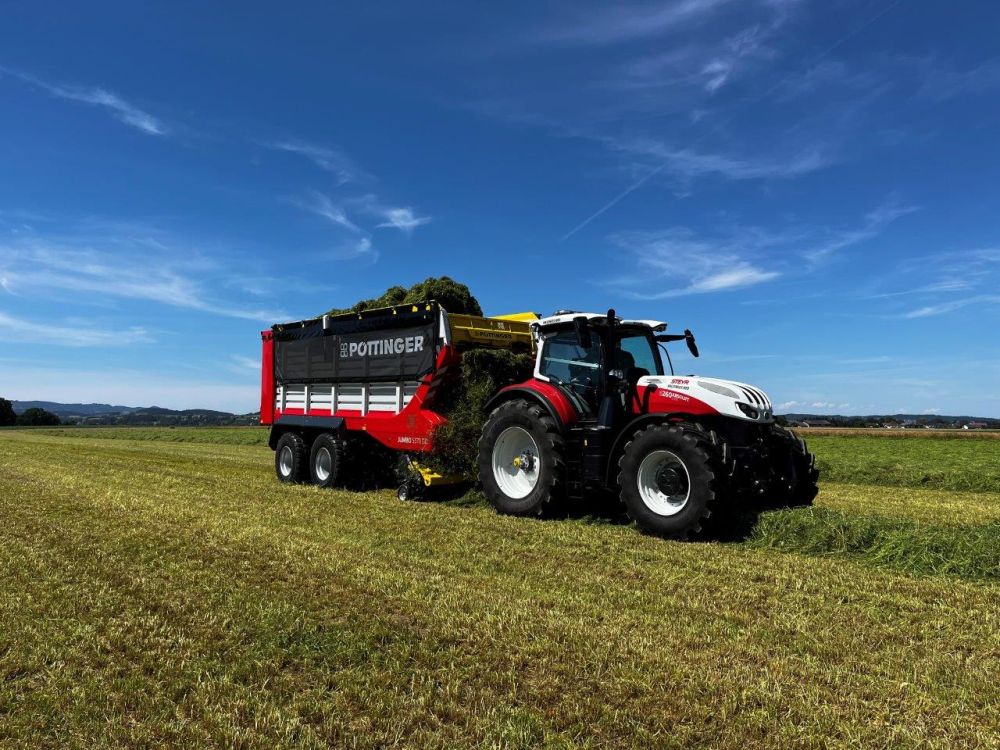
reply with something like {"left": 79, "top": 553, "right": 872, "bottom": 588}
{"left": 229, "top": 354, "right": 260, "bottom": 374}
{"left": 1, "top": 66, "right": 167, "bottom": 135}
{"left": 607, "top": 136, "right": 831, "bottom": 182}
{"left": 916, "top": 56, "right": 1000, "bottom": 103}
{"left": 0, "top": 311, "right": 152, "bottom": 347}
{"left": 607, "top": 228, "right": 780, "bottom": 298}
{"left": 605, "top": 199, "right": 912, "bottom": 299}
{"left": 374, "top": 206, "right": 432, "bottom": 233}
{"left": 0, "top": 237, "right": 285, "bottom": 322}
{"left": 900, "top": 295, "right": 1000, "bottom": 319}
{"left": 802, "top": 199, "right": 918, "bottom": 265}
{"left": 536, "top": 0, "right": 735, "bottom": 46}
{"left": 334, "top": 236, "right": 379, "bottom": 263}
{"left": 266, "top": 139, "right": 367, "bottom": 184}
{"left": 299, "top": 191, "right": 361, "bottom": 233}
{"left": 296, "top": 192, "right": 431, "bottom": 245}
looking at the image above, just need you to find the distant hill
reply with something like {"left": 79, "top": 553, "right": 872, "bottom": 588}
{"left": 783, "top": 413, "right": 999, "bottom": 429}
{"left": 11, "top": 401, "right": 257, "bottom": 426}
{"left": 12, "top": 401, "right": 138, "bottom": 417}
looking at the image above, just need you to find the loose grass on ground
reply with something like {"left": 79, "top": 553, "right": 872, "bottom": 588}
{"left": 1, "top": 429, "right": 999, "bottom": 748}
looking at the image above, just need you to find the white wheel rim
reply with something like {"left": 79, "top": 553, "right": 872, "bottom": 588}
{"left": 278, "top": 446, "right": 294, "bottom": 477}
{"left": 492, "top": 426, "right": 540, "bottom": 500}
{"left": 637, "top": 450, "right": 691, "bottom": 516}
{"left": 314, "top": 447, "right": 332, "bottom": 482}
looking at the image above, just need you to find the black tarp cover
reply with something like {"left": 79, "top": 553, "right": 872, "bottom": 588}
{"left": 272, "top": 308, "right": 438, "bottom": 385}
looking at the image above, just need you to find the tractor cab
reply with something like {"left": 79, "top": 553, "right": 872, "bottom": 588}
{"left": 530, "top": 310, "right": 682, "bottom": 422}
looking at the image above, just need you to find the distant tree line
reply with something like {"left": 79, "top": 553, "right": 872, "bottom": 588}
{"left": 0, "top": 398, "right": 61, "bottom": 426}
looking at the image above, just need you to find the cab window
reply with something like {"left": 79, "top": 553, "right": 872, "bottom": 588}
{"left": 615, "top": 333, "right": 662, "bottom": 377}
{"left": 539, "top": 330, "right": 603, "bottom": 387}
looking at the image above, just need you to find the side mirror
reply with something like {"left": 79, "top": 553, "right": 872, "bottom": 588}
{"left": 573, "top": 316, "right": 592, "bottom": 349}
{"left": 684, "top": 329, "right": 699, "bottom": 358}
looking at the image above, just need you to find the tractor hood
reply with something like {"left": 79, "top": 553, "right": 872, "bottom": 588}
{"left": 637, "top": 375, "right": 775, "bottom": 423}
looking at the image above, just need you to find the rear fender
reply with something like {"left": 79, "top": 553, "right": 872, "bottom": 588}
{"left": 484, "top": 381, "right": 579, "bottom": 429}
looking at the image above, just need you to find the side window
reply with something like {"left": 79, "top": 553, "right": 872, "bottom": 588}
{"left": 616, "top": 334, "right": 662, "bottom": 377}
{"left": 539, "top": 331, "right": 603, "bottom": 385}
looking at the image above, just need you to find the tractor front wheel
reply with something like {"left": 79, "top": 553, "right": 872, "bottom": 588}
{"left": 618, "top": 423, "right": 723, "bottom": 539}
{"left": 766, "top": 425, "right": 819, "bottom": 508}
{"left": 478, "top": 399, "right": 566, "bottom": 517}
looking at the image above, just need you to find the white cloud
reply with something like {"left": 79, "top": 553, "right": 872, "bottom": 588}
{"left": 1, "top": 67, "right": 167, "bottom": 135}
{"left": 0, "top": 312, "right": 152, "bottom": 347}
{"left": 267, "top": 139, "right": 366, "bottom": 184}
{"left": 375, "top": 207, "right": 432, "bottom": 233}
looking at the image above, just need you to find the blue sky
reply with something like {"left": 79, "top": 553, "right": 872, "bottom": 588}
{"left": 2, "top": 0, "right": 999, "bottom": 416}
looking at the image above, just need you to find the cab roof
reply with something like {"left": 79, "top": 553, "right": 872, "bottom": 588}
{"left": 534, "top": 311, "right": 667, "bottom": 331}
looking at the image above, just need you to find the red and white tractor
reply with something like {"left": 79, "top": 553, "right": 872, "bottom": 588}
{"left": 261, "top": 302, "right": 818, "bottom": 538}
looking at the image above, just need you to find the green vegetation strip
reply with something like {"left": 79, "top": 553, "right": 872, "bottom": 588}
{"left": 748, "top": 507, "right": 1000, "bottom": 582}
{"left": 1, "top": 431, "right": 999, "bottom": 748}
{"left": 808, "top": 434, "right": 1000, "bottom": 493}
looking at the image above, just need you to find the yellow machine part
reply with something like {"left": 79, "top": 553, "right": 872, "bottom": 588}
{"left": 447, "top": 312, "right": 537, "bottom": 352}
{"left": 411, "top": 461, "right": 464, "bottom": 487}
{"left": 491, "top": 312, "right": 541, "bottom": 322}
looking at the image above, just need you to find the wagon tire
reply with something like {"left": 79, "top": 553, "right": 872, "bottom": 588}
{"left": 309, "top": 433, "right": 346, "bottom": 488}
{"left": 275, "top": 431, "right": 308, "bottom": 484}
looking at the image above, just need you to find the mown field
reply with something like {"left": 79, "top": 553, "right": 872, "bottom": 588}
{"left": 1, "top": 428, "right": 998, "bottom": 748}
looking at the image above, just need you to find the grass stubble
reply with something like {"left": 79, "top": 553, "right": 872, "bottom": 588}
{"left": 0, "top": 430, "right": 998, "bottom": 748}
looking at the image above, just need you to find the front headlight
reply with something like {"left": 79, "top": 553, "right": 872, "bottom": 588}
{"left": 736, "top": 402, "right": 759, "bottom": 419}
{"left": 698, "top": 381, "right": 739, "bottom": 399}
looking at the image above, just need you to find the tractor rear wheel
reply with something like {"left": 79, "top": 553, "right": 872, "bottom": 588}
{"left": 309, "top": 433, "right": 346, "bottom": 488}
{"left": 618, "top": 423, "right": 723, "bottom": 539}
{"left": 766, "top": 425, "right": 819, "bottom": 508}
{"left": 478, "top": 399, "right": 566, "bottom": 517}
{"left": 275, "top": 431, "right": 308, "bottom": 484}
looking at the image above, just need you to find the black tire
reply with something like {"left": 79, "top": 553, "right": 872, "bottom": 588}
{"left": 617, "top": 423, "right": 723, "bottom": 539}
{"left": 274, "top": 431, "right": 308, "bottom": 484}
{"left": 766, "top": 425, "right": 819, "bottom": 508}
{"left": 309, "top": 433, "right": 346, "bottom": 488}
{"left": 477, "top": 399, "right": 565, "bottom": 517}
{"left": 395, "top": 455, "right": 427, "bottom": 501}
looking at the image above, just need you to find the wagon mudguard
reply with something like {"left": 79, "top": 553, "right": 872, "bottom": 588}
{"left": 268, "top": 415, "right": 345, "bottom": 449}
{"left": 483, "top": 381, "right": 580, "bottom": 429}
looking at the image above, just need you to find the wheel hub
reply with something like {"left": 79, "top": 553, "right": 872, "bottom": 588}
{"left": 655, "top": 465, "right": 686, "bottom": 497}
{"left": 512, "top": 450, "right": 535, "bottom": 472}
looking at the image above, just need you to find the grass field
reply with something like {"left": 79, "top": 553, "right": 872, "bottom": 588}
{"left": 2, "top": 428, "right": 998, "bottom": 748}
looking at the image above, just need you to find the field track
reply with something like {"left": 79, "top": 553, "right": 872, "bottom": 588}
{"left": 1, "top": 428, "right": 998, "bottom": 748}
